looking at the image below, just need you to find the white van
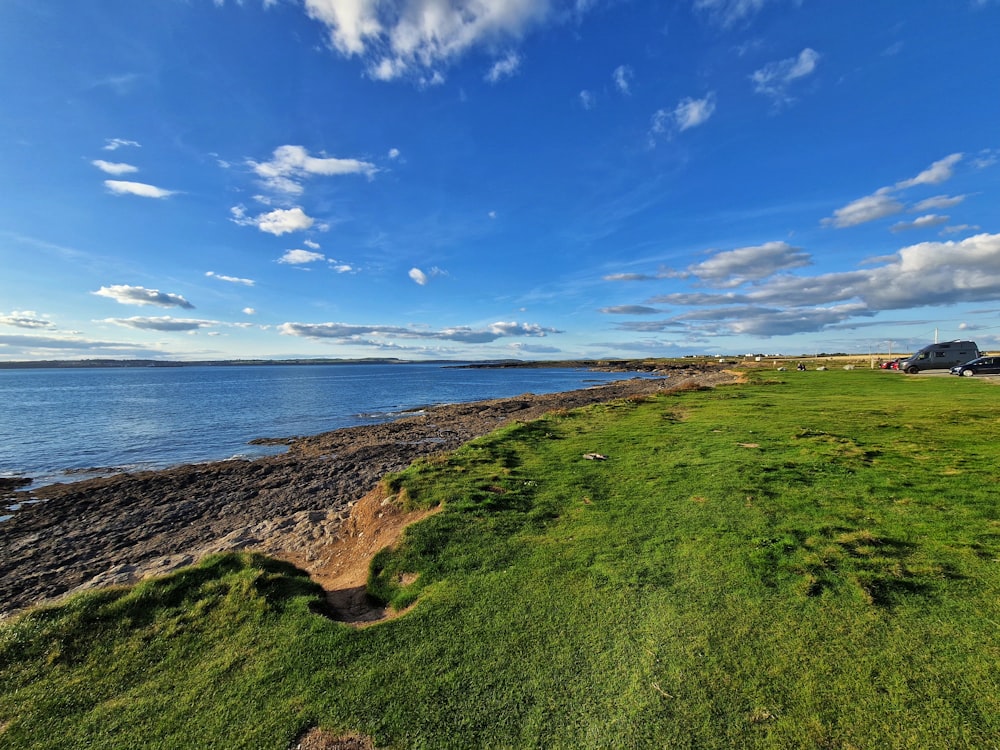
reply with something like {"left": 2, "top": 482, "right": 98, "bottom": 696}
{"left": 899, "top": 340, "right": 981, "bottom": 374}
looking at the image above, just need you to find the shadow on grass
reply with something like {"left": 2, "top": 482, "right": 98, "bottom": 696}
{"left": 751, "top": 528, "right": 948, "bottom": 609}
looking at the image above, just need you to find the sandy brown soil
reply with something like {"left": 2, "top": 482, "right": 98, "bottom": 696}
{"left": 0, "top": 365, "right": 736, "bottom": 619}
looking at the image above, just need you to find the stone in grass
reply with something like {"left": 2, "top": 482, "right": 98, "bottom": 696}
{"left": 583, "top": 453, "right": 608, "bottom": 460}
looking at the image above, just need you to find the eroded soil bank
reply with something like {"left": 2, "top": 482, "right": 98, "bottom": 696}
{"left": 0, "top": 365, "right": 735, "bottom": 617}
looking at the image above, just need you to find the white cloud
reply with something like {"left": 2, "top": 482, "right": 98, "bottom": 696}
{"left": 303, "top": 0, "right": 551, "bottom": 82}
{"left": 103, "top": 138, "right": 140, "bottom": 151}
{"left": 640, "top": 233, "right": 1000, "bottom": 337}
{"left": 579, "top": 90, "right": 596, "bottom": 110}
{"left": 604, "top": 271, "right": 669, "bottom": 282}
{"left": 104, "top": 180, "right": 176, "bottom": 198}
{"left": 205, "top": 271, "right": 255, "bottom": 286}
{"left": 684, "top": 241, "right": 811, "bottom": 287}
{"left": 303, "top": 239, "right": 322, "bottom": 249}
{"left": 941, "top": 224, "right": 981, "bottom": 235}
{"left": 651, "top": 94, "right": 716, "bottom": 140}
{"left": 485, "top": 51, "right": 521, "bottom": 82}
{"left": 613, "top": 64, "right": 633, "bottom": 95}
{"left": 238, "top": 207, "right": 316, "bottom": 236}
{"left": 488, "top": 210, "right": 497, "bottom": 219}
{"left": 891, "top": 214, "right": 949, "bottom": 233}
{"left": 409, "top": 266, "right": 446, "bottom": 285}
{"left": 388, "top": 148, "right": 401, "bottom": 159}
{"left": 694, "top": 0, "right": 763, "bottom": 24}
{"left": 331, "top": 263, "right": 354, "bottom": 273}
{"left": 670, "top": 92, "right": 717, "bottom": 132}
{"left": 102, "top": 316, "right": 216, "bottom": 332}
{"left": 599, "top": 305, "right": 661, "bottom": 315}
{"left": 280, "top": 319, "right": 560, "bottom": 343}
{"left": 0, "top": 332, "right": 160, "bottom": 355}
{"left": 751, "top": 48, "right": 819, "bottom": 104}
{"left": 823, "top": 188, "right": 904, "bottom": 228}
{"left": 91, "top": 160, "right": 138, "bottom": 176}
{"left": 279, "top": 249, "right": 326, "bottom": 264}
{"left": 250, "top": 144, "right": 377, "bottom": 195}
{"left": 824, "top": 154, "right": 966, "bottom": 229}
{"left": 0, "top": 310, "right": 54, "bottom": 329}
{"left": 971, "top": 148, "right": 998, "bottom": 169}
{"left": 895, "top": 153, "right": 963, "bottom": 190}
{"left": 243, "top": 307, "right": 257, "bottom": 315}
{"left": 93, "top": 285, "right": 194, "bottom": 309}
{"left": 912, "top": 194, "right": 965, "bottom": 211}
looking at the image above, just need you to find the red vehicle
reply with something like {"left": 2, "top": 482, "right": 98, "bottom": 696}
{"left": 879, "top": 358, "right": 901, "bottom": 370}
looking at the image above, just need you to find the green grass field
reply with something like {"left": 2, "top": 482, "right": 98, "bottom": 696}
{"left": 1, "top": 369, "right": 997, "bottom": 749}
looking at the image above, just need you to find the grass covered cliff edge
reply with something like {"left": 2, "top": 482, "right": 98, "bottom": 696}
{"left": 1, "top": 368, "right": 997, "bottom": 749}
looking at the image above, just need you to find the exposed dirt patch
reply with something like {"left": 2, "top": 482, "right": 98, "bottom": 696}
{"left": 273, "top": 484, "right": 439, "bottom": 626}
{"left": 0, "top": 365, "right": 738, "bottom": 618}
{"left": 292, "top": 728, "right": 376, "bottom": 750}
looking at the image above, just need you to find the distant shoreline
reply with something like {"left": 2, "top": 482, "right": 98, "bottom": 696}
{"left": 0, "top": 357, "right": 685, "bottom": 371}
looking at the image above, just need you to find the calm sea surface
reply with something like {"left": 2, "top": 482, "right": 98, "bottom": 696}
{"left": 0, "top": 364, "right": 640, "bottom": 489}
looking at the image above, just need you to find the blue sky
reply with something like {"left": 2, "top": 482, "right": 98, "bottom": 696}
{"left": 2, "top": 0, "right": 999, "bottom": 361}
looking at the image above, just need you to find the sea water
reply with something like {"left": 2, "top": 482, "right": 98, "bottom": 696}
{"left": 0, "top": 363, "right": 641, "bottom": 487}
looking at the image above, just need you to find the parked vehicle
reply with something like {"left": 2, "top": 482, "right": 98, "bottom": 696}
{"left": 898, "top": 340, "right": 980, "bottom": 374}
{"left": 879, "top": 358, "right": 902, "bottom": 370}
{"left": 950, "top": 356, "right": 1000, "bottom": 377}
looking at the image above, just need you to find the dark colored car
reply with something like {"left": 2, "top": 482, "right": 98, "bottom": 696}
{"left": 950, "top": 356, "right": 1000, "bottom": 377}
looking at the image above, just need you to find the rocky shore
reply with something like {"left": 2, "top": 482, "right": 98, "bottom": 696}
{"left": 0, "top": 365, "right": 736, "bottom": 618}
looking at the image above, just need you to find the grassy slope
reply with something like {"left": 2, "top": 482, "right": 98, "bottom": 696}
{"left": 1, "top": 370, "right": 997, "bottom": 749}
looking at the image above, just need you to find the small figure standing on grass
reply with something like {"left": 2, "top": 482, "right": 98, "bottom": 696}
{"left": 796, "top": 363, "right": 806, "bottom": 371}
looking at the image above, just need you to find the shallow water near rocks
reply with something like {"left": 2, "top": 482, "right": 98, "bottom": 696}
{"left": 0, "top": 363, "right": 640, "bottom": 488}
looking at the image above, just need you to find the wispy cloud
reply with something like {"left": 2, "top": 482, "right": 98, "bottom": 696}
{"left": 912, "top": 194, "right": 965, "bottom": 211}
{"left": 824, "top": 154, "right": 965, "bottom": 229}
{"left": 890, "top": 214, "right": 949, "bottom": 232}
{"left": 599, "top": 305, "right": 661, "bottom": 315}
{"left": 485, "top": 51, "right": 521, "bottom": 83}
{"left": 613, "top": 64, "right": 633, "bottom": 95}
{"left": 694, "top": 0, "right": 773, "bottom": 27}
{"left": 823, "top": 188, "right": 904, "bottom": 228}
{"left": 92, "top": 160, "right": 138, "bottom": 176}
{"left": 0, "top": 332, "right": 160, "bottom": 355}
{"left": 250, "top": 144, "right": 376, "bottom": 195}
{"left": 604, "top": 271, "right": 670, "bottom": 282}
{"left": 93, "top": 285, "right": 194, "bottom": 309}
{"left": 674, "top": 93, "right": 717, "bottom": 131}
{"left": 279, "top": 249, "right": 326, "bottom": 264}
{"left": 751, "top": 48, "right": 819, "bottom": 105}
{"left": 616, "top": 232, "right": 1000, "bottom": 338}
{"left": 104, "top": 180, "right": 176, "bottom": 198}
{"left": 0, "top": 310, "right": 55, "bottom": 329}
{"left": 682, "top": 241, "right": 811, "bottom": 287}
{"left": 102, "top": 316, "right": 217, "bottom": 332}
{"left": 205, "top": 271, "right": 255, "bottom": 286}
{"left": 103, "top": 138, "right": 140, "bottom": 151}
{"left": 651, "top": 92, "right": 716, "bottom": 140}
{"left": 409, "top": 266, "right": 446, "bottom": 285}
{"left": 579, "top": 90, "right": 597, "bottom": 110}
{"left": 280, "top": 320, "right": 560, "bottom": 344}
{"left": 895, "top": 153, "right": 963, "bottom": 189}
{"left": 302, "top": 0, "right": 553, "bottom": 82}
{"left": 941, "top": 223, "right": 981, "bottom": 235}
